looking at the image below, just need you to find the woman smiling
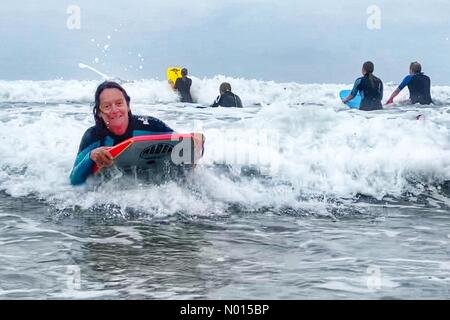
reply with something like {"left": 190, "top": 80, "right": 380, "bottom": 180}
{"left": 70, "top": 81, "right": 203, "bottom": 185}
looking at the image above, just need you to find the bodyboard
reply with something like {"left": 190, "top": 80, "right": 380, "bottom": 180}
{"left": 167, "top": 67, "right": 182, "bottom": 85}
{"left": 92, "top": 133, "right": 202, "bottom": 174}
{"left": 340, "top": 89, "right": 361, "bottom": 109}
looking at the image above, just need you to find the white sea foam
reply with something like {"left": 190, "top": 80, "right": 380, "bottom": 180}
{"left": 0, "top": 78, "right": 449, "bottom": 216}
{"left": 2, "top": 76, "right": 449, "bottom": 106}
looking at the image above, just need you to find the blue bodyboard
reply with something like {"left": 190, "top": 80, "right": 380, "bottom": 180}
{"left": 339, "top": 90, "right": 361, "bottom": 109}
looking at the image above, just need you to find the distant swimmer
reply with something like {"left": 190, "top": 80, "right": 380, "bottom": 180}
{"left": 210, "top": 82, "right": 243, "bottom": 108}
{"left": 173, "top": 68, "right": 193, "bottom": 103}
{"left": 386, "top": 62, "right": 433, "bottom": 105}
{"left": 342, "top": 61, "right": 383, "bottom": 111}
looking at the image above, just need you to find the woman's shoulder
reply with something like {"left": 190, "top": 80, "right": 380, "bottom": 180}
{"left": 77, "top": 125, "right": 103, "bottom": 152}
{"left": 131, "top": 115, "right": 172, "bottom": 131}
{"left": 131, "top": 114, "right": 163, "bottom": 125}
{"left": 373, "top": 75, "right": 383, "bottom": 83}
{"left": 80, "top": 125, "right": 97, "bottom": 140}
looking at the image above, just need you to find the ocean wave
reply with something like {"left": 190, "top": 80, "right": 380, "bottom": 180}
{"left": 0, "top": 78, "right": 449, "bottom": 216}
{"left": 2, "top": 77, "right": 450, "bottom": 106}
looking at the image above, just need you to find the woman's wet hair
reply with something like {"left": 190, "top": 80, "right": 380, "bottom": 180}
{"left": 363, "top": 61, "right": 374, "bottom": 74}
{"left": 363, "top": 61, "right": 375, "bottom": 87}
{"left": 410, "top": 61, "right": 422, "bottom": 74}
{"left": 219, "top": 82, "right": 232, "bottom": 94}
{"left": 93, "top": 81, "right": 132, "bottom": 131}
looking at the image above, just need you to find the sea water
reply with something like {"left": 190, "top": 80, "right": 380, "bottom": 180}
{"left": 0, "top": 77, "right": 449, "bottom": 299}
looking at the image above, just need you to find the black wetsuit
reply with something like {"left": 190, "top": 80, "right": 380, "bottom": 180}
{"left": 398, "top": 73, "right": 433, "bottom": 105}
{"left": 351, "top": 74, "right": 384, "bottom": 111}
{"left": 70, "top": 115, "right": 173, "bottom": 185}
{"left": 211, "top": 91, "right": 243, "bottom": 108}
{"left": 175, "top": 77, "right": 193, "bottom": 103}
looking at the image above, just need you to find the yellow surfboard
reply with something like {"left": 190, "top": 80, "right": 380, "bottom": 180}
{"left": 167, "top": 67, "right": 182, "bottom": 85}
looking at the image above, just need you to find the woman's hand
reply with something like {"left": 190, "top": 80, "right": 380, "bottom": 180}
{"left": 90, "top": 147, "right": 113, "bottom": 168}
{"left": 191, "top": 133, "right": 205, "bottom": 164}
{"left": 342, "top": 94, "right": 353, "bottom": 104}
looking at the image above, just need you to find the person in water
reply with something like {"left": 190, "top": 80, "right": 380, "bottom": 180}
{"left": 342, "top": 61, "right": 383, "bottom": 111}
{"left": 172, "top": 68, "right": 193, "bottom": 103}
{"left": 211, "top": 82, "right": 243, "bottom": 108}
{"left": 386, "top": 62, "right": 433, "bottom": 105}
{"left": 70, "top": 81, "right": 203, "bottom": 185}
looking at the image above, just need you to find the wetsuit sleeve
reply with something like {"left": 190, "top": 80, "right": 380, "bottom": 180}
{"left": 398, "top": 75, "right": 412, "bottom": 91}
{"left": 211, "top": 95, "right": 221, "bottom": 108}
{"left": 350, "top": 78, "right": 362, "bottom": 97}
{"left": 174, "top": 78, "right": 180, "bottom": 90}
{"left": 69, "top": 129, "right": 101, "bottom": 185}
{"left": 236, "top": 95, "right": 243, "bottom": 108}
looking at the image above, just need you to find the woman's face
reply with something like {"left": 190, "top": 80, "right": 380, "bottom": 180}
{"left": 99, "top": 88, "right": 130, "bottom": 136}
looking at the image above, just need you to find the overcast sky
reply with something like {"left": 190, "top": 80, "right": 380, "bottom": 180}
{"left": 1, "top": 0, "right": 449, "bottom": 84}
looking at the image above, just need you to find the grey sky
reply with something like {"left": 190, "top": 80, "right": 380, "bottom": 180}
{"left": 1, "top": 0, "right": 449, "bottom": 84}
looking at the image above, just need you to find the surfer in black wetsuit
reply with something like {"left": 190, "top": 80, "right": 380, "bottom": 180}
{"left": 342, "top": 61, "right": 383, "bottom": 111}
{"left": 386, "top": 62, "right": 433, "bottom": 105}
{"left": 210, "top": 82, "right": 243, "bottom": 108}
{"left": 70, "top": 81, "right": 203, "bottom": 185}
{"left": 174, "top": 68, "right": 193, "bottom": 103}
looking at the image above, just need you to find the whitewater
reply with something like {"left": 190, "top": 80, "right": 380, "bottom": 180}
{"left": 1, "top": 76, "right": 450, "bottom": 299}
